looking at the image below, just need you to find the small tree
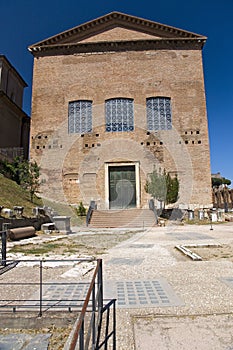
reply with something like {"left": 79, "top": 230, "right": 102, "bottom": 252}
{"left": 212, "top": 177, "right": 231, "bottom": 187}
{"left": 76, "top": 202, "right": 86, "bottom": 216}
{"left": 0, "top": 156, "right": 22, "bottom": 184}
{"left": 0, "top": 157, "right": 40, "bottom": 202}
{"left": 19, "top": 161, "right": 40, "bottom": 202}
{"left": 145, "top": 167, "right": 179, "bottom": 212}
{"left": 145, "top": 167, "right": 167, "bottom": 212}
{"left": 165, "top": 173, "right": 179, "bottom": 204}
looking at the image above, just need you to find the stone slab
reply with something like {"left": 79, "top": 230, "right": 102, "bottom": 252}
{"left": 134, "top": 314, "right": 233, "bottom": 350}
{"left": 0, "top": 333, "right": 50, "bottom": 350}
{"left": 107, "top": 258, "right": 144, "bottom": 266}
{"left": 128, "top": 244, "right": 154, "bottom": 249}
{"left": 104, "top": 279, "right": 183, "bottom": 308}
{"left": 166, "top": 231, "right": 214, "bottom": 240}
{"left": 23, "top": 282, "right": 90, "bottom": 312}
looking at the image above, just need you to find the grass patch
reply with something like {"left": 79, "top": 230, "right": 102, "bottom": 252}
{"left": 9, "top": 243, "right": 62, "bottom": 255}
{"left": 0, "top": 174, "right": 42, "bottom": 216}
{"left": 41, "top": 198, "right": 86, "bottom": 226}
{"left": 8, "top": 231, "right": 137, "bottom": 257}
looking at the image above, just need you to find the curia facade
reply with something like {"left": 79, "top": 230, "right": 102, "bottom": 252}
{"left": 29, "top": 12, "right": 212, "bottom": 210}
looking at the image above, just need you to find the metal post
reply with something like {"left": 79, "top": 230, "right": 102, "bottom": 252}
{"left": 39, "top": 260, "right": 43, "bottom": 317}
{"left": 1, "top": 231, "right": 7, "bottom": 267}
{"left": 210, "top": 216, "right": 213, "bottom": 231}
{"left": 113, "top": 300, "right": 116, "bottom": 350}
{"left": 104, "top": 308, "right": 110, "bottom": 350}
{"left": 92, "top": 282, "right": 96, "bottom": 349}
{"left": 2, "top": 223, "right": 10, "bottom": 267}
{"left": 79, "top": 320, "right": 84, "bottom": 350}
{"left": 97, "top": 260, "right": 103, "bottom": 310}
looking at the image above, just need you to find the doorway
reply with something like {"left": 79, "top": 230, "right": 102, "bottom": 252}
{"left": 108, "top": 165, "right": 136, "bottom": 209}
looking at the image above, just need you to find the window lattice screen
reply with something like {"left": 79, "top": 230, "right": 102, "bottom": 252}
{"left": 105, "top": 98, "right": 134, "bottom": 132}
{"left": 147, "top": 97, "right": 172, "bottom": 131}
{"left": 68, "top": 100, "right": 92, "bottom": 134}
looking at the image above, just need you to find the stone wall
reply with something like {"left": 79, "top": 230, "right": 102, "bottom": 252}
{"left": 0, "top": 56, "right": 30, "bottom": 159}
{"left": 213, "top": 187, "right": 233, "bottom": 210}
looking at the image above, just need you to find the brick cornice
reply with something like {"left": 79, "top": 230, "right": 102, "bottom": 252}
{"left": 29, "top": 37, "right": 206, "bottom": 57}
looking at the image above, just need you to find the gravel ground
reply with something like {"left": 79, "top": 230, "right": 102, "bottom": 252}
{"left": 0, "top": 229, "right": 140, "bottom": 349}
{"left": 2, "top": 224, "right": 233, "bottom": 349}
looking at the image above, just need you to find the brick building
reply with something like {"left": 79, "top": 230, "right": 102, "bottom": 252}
{"left": 29, "top": 12, "right": 212, "bottom": 210}
{"left": 0, "top": 55, "right": 30, "bottom": 160}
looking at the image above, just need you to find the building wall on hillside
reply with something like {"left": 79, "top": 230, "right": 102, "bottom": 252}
{"left": 0, "top": 98, "right": 23, "bottom": 147}
{"left": 0, "top": 57, "right": 26, "bottom": 108}
{"left": 0, "top": 56, "right": 30, "bottom": 160}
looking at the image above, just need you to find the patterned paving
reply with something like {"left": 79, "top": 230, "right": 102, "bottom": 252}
{"left": 23, "top": 277, "right": 183, "bottom": 311}
{"left": 166, "top": 231, "right": 213, "bottom": 240}
{"left": 128, "top": 244, "right": 154, "bottom": 249}
{"left": 104, "top": 278, "right": 183, "bottom": 309}
{"left": 24, "top": 282, "right": 89, "bottom": 311}
{"left": 107, "top": 258, "right": 144, "bottom": 266}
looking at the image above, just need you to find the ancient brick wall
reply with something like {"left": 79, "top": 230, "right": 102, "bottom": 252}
{"left": 30, "top": 38, "right": 212, "bottom": 209}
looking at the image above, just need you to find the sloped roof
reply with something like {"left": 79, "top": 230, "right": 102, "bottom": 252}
{"left": 28, "top": 12, "right": 207, "bottom": 56}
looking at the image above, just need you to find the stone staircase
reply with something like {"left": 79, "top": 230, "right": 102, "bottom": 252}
{"left": 89, "top": 208, "right": 157, "bottom": 228}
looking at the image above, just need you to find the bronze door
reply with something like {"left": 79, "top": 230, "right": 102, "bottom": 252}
{"left": 109, "top": 165, "right": 136, "bottom": 209}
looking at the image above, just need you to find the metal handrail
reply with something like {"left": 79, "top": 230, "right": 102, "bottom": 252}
{"left": 86, "top": 201, "right": 96, "bottom": 226}
{"left": 68, "top": 259, "right": 102, "bottom": 350}
{"left": 67, "top": 259, "right": 116, "bottom": 350}
{"left": 0, "top": 257, "right": 116, "bottom": 349}
{"left": 0, "top": 258, "right": 95, "bottom": 315}
{"left": 0, "top": 229, "right": 7, "bottom": 267}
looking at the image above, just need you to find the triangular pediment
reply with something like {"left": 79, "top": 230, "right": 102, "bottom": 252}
{"left": 79, "top": 27, "right": 162, "bottom": 43}
{"left": 29, "top": 12, "right": 206, "bottom": 49}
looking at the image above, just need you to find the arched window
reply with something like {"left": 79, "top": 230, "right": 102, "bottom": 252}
{"left": 68, "top": 100, "right": 92, "bottom": 134}
{"left": 105, "top": 98, "right": 134, "bottom": 132}
{"left": 146, "top": 97, "right": 172, "bottom": 131}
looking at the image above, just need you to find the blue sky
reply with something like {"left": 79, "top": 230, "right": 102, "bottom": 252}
{"left": 1, "top": 0, "right": 233, "bottom": 181}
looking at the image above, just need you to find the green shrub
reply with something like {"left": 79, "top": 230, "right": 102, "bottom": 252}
{"left": 76, "top": 202, "right": 86, "bottom": 216}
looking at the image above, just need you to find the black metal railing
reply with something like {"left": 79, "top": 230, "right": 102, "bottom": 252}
{"left": 66, "top": 259, "right": 116, "bottom": 350}
{"left": 0, "top": 257, "right": 116, "bottom": 349}
{"left": 0, "top": 230, "right": 7, "bottom": 267}
{"left": 0, "top": 258, "right": 95, "bottom": 315}
{"left": 0, "top": 147, "right": 24, "bottom": 161}
{"left": 86, "top": 201, "right": 96, "bottom": 226}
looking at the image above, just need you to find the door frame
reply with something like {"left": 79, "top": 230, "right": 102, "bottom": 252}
{"left": 105, "top": 162, "right": 140, "bottom": 209}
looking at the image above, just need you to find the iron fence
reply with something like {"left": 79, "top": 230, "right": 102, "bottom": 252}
{"left": 66, "top": 259, "right": 116, "bottom": 350}
{"left": 0, "top": 256, "right": 116, "bottom": 349}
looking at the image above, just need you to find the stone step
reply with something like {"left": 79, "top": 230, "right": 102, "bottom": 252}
{"left": 89, "top": 209, "right": 156, "bottom": 228}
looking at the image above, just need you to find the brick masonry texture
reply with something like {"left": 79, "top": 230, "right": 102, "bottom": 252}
{"left": 30, "top": 23, "right": 212, "bottom": 210}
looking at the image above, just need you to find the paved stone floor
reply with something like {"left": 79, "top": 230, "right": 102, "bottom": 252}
{"left": 0, "top": 333, "right": 50, "bottom": 350}
{"left": 2, "top": 222, "right": 233, "bottom": 349}
{"left": 102, "top": 222, "right": 233, "bottom": 349}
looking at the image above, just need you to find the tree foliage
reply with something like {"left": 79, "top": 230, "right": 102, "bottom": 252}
{"left": 145, "top": 168, "right": 167, "bottom": 202}
{"left": 76, "top": 201, "right": 87, "bottom": 216}
{"left": 212, "top": 177, "right": 231, "bottom": 187}
{"left": 0, "top": 157, "right": 40, "bottom": 202}
{"left": 165, "top": 173, "right": 179, "bottom": 204}
{"left": 0, "top": 157, "right": 22, "bottom": 184}
{"left": 19, "top": 161, "right": 40, "bottom": 202}
{"left": 145, "top": 167, "right": 179, "bottom": 207}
